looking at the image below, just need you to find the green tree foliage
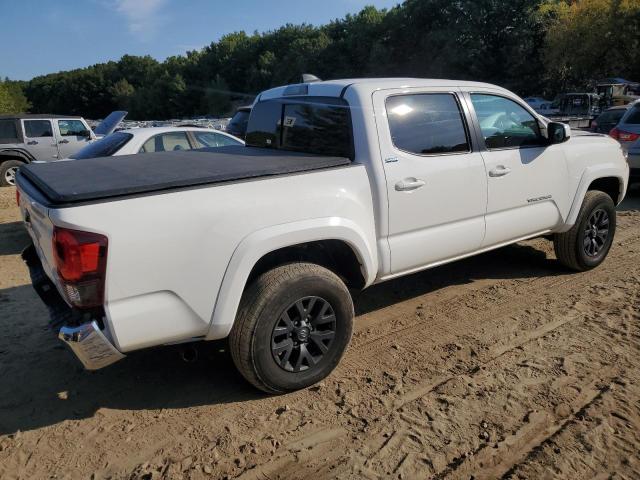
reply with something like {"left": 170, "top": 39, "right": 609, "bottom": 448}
{"left": 0, "top": 79, "right": 30, "bottom": 114}
{"left": 540, "top": 0, "right": 640, "bottom": 91}
{"left": 20, "top": 0, "right": 636, "bottom": 120}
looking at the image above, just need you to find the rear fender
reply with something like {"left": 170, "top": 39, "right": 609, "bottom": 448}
{"left": 205, "top": 217, "right": 377, "bottom": 340}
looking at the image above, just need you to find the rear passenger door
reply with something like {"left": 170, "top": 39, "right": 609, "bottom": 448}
{"left": 21, "top": 119, "right": 60, "bottom": 161}
{"left": 373, "top": 89, "right": 488, "bottom": 274}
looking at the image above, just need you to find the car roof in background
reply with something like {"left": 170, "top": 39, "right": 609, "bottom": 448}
{"left": 119, "top": 126, "right": 217, "bottom": 135}
{"left": 0, "top": 113, "right": 83, "bottom": 120}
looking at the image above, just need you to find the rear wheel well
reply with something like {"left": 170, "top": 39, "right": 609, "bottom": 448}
{"left": 588, "top": 177, "right": 621, "bottom": 204}
{"left": 247, "top": 240, "right": 366, "bottom": 290}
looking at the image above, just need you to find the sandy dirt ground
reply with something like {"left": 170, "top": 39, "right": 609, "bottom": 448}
{"left": 1, "top": 186, "right": 639, "bottom": 480}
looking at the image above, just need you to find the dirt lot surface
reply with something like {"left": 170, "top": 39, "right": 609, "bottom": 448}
{"left": 1, "top": 186, "right": 639, "bottom": 480}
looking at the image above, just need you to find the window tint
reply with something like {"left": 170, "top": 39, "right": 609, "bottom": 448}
{"left": 24, "top": 120, "right": 53, "bottom": 137}
{"left": 623, "top": 106, "right": 640, "bottom": 125}
{"left": 0, "top": 120, "right": 18, "bottom": 141}
{"left": 597, "top": 110, "right": 626, "bottom": 124}
{"left": 58, "top": 119, "right": 86, "bottom": 136}
{"left": 386, "top": 94, "right": 470, "bottom": 155}
{"left": 140, "top": 132, "right": 192, "bottom": 153}
{"left": 470, "top": 94, "right": 542, "bottom": 149}
{"left": 71, "top": 132, "right": 133, "bottom": 159}
{"left": 192, "top": 131, "right": 242, "bottom": 148}
{"left": 246, "top": 97, "right": 353, "bottom": 158}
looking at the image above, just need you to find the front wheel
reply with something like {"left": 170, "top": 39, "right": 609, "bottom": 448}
{"left": 554, "top": 190, "right": 616, "bottom": 271}
{"left": 0, "top": 160, "right": 23, "bottom": 187}
{"left": 229, "top": 262, "right": 354, "bottom": 394}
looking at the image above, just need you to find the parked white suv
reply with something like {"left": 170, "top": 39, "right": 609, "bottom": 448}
{"left": 16, "top": 78, "right": 628, "bottom": 393}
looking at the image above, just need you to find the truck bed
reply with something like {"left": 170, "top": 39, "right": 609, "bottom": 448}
{"left": 18, "top": 146, "right": 351, "bottom": 205}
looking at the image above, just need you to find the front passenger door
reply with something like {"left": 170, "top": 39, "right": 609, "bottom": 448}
{"left": 467, "top": 93, "right": 570, "bottom": 247}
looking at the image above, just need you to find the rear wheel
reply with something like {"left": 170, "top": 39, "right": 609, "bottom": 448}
{"left": 0, "top": 160, "right": 23, "bottom": 187}
{"left": 229, "top": 262, "right": 354, "bottom": 393}
{"left": 553, "top": 190, "right": 616, "bottom": 271}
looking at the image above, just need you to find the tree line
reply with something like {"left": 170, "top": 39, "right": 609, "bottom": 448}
{"left": 1, "top": 0, "right": 639, "bottom": 119}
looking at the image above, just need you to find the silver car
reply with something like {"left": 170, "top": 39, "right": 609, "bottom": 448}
{"left": 0, "top": 111, "right": 126, "bottom": 186}
{"left": 610, "top": 100, "right": 640, "bottom": 152}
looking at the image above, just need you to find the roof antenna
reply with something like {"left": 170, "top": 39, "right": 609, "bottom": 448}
{"left": 301, "top": 74, "right": 321, "bottom": 83}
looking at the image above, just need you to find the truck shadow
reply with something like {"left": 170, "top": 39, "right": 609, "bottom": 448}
{"left": 0, "top": 240, "right": 567, "bottom": 434}
{"left": 0, "top": 221, "right": 30, "bottom": 256}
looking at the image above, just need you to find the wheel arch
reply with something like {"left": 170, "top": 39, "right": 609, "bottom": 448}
{"left": 205, "top": 217, "right": 377, "bottom": 340}
{"left": 561, "top": 166, "right": 627, "bottom": 232}
{"left": 0, "top": 148, "right": 34, "bottom": 164}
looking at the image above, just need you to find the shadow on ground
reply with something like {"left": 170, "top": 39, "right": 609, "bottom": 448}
{"left": 0, "top": 239, "right": 567, "bottom": 435}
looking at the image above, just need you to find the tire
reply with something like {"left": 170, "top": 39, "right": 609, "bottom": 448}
{"left": 554, "top": 190, "right": 616, "bottom": 271}
{"left": 229, "top": 262, "right": 354, "bottom": 394}
{"left": 0, "top": 160, "right": 24, "bottom": 187}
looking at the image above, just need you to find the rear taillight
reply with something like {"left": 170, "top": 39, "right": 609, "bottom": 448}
{"left": 52, "top": 227, "right": 108, "bottom": 308}
{"left": 610, "top": 127, "right": 640, "bottom": 142}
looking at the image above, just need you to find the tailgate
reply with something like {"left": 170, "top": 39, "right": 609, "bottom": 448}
{"left": 16, "top": 181, "right": 58, "bottom": 286}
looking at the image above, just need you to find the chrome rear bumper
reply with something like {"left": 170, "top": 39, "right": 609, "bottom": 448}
{"left": 59, "top": 321, "right": 125, "bottom": 370}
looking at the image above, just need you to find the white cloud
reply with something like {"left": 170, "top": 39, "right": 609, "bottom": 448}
{"left": 112, "top": 0, "right": 167, "bottom": 40}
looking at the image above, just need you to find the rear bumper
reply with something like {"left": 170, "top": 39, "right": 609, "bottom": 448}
{"left": 22, "top": 244, "right": 125, "bottom": 370}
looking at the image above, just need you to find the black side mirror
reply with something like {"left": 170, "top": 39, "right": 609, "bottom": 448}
{"left": 80, "top": 129, "right": 91, "bottom": 138}
{"left": 547, "top": 121, "right": 571, "bottom": 144}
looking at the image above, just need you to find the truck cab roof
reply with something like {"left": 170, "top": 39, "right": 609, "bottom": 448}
{"left": 257, "top": 78, "right": 513, "bottom": 102}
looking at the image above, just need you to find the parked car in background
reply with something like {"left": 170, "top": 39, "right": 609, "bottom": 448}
{"left": 226, "top": 106, "right": 251, "bottom": 139}
{"left": 523, "top": 97, "right": 551, "bottom": 110}
{"left": 627, "top": 138, "right": 640, "bottom": 184}
{"left": 70, "top": 126, "right": 243, "bottom": 160}
{"left": 0, "top": 112, "right": 125, "bottom": 186}
{"left": 609, "top": 101, "right": 640, "bottom": 151}
{"left": 591, "top": 105, "right": 630, "bottom": 134}
{"left": 17, "top": 78, "right": 628, "bottom": 393}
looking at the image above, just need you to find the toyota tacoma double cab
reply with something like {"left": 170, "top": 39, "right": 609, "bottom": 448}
{"left": 16, "top": 79, "right": 628, "bottom": 393}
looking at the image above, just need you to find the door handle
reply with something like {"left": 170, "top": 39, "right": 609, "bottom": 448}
{"left": 59, "top": 139, "right": 69, "bottom": 144}
{"left": 27, "top": 140, "right": 38, "bottom": 145}
{"left": 395, "top": 177, "right": 426, "bottom": 191}
{"left": 489, "top": 166, "right": 512, "bottom": 177}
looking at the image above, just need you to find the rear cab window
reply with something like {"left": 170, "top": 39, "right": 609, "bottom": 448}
{"left": 245, "top": 96, "right": 353, "bottom": 158}
{"left": 385, "top": 93, "right": 470, "bottom": 155}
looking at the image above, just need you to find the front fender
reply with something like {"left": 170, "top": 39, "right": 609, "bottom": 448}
{"left": 205, "top": 217, "right": 377, "bottom": 340}
{"left": 558, "top": 163, "right": 628, "bottom": 232}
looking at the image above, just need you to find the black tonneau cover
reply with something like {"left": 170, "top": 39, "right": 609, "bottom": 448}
{"left": 19, "top": 146, "right": 350, "bottom": 204}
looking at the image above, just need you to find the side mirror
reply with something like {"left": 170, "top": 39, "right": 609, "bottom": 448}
{"left": 79, "top": 129, "right": 92, "bottom": 138}
{"left": 547, "top": 121, "right": 571, "bottom": 144}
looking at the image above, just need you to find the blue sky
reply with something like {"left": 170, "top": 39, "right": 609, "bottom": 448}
{"left": 0, "top": 0, "right": 400, "bottom": 80}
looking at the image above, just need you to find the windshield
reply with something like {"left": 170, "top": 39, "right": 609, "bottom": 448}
{"left": 245, "top": 97, "right": 353, "bottom": 158}
{"left": 71, "top": 132, "right": 133, "bottom": 159}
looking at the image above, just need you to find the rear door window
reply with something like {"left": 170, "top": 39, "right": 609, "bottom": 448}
{"left": 0, "top": 120, "right": 18, "bottom": 142}
{"left": 385, "top": 93, "right": 470, "bottom": 155}
{"left": 191, "top": 131, "right": 242, "bottom": 148}
{"left": 623, "top": 106, "right": 640, "bottom": 125}
{"left": 24, "top": 120, "right": 53, "bottom": 138}
{"left": 140, "top": 132, "right": 192, "bottom": 153}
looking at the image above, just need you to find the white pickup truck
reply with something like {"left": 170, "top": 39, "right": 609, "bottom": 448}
{"left": 16, "top": 78, "right": 629, "bottom": 393}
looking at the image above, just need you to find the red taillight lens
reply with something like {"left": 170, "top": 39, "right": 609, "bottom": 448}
{"left": 610, "top": 127, "right": 640, "bottom": 142}
{"left": 52, "top": 227, "right": 108, "bottom": 308}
